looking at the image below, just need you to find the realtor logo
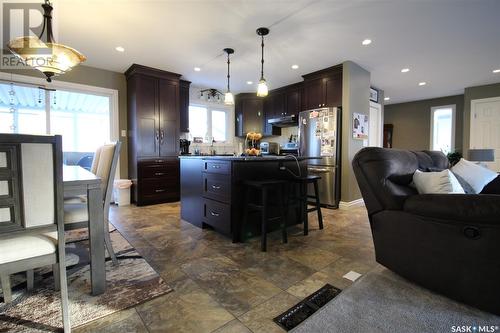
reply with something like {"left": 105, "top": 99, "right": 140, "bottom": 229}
{"left": 451, "top": 325, "right": 500, "bottom": 333}
{"left": 1, "top": 0, "right": 58, "bottom": 69}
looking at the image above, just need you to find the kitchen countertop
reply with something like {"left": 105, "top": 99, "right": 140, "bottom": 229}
{"left": 178, "top": 155, "right": 320, "bottom": 161}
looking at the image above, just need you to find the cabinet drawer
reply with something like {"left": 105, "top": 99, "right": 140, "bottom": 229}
{"left": 140, "top": 178, "right": 179, "bottom": 196}
{"left": 140, "top": 165, "right": 179, "bottom": 179}
{"left": 203, "top": 199, "right": 231, "bottom": 235}
{"left": 204, "top": 161, "right": 231, "bottom": 175}
{"left": 203, "top": 174, "right": 231, "bottom": 203}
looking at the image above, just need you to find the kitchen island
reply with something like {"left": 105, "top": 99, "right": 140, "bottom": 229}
{"left": 179, "top": 155, "right": 311, "bottom": 242}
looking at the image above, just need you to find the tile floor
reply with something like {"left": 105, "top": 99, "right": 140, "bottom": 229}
{"left": 75, "top": 203, "right": 376, "bottom": 333}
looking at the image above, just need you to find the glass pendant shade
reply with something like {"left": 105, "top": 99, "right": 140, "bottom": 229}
{"left": 257, "top": 79, "right": 269, "bottom": 97}
{"left": 8, "top": 37, "right": 86, "bottom": 82}
{"left": 224, "top": 92, "right": 234, "bottom": 105}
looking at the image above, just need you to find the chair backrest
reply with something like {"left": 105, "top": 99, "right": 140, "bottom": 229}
{"left": 94, "top": 142, "right": 121, "bottom": 212}
{"left": 90, "top": 146, "right": 103, "bottom": 175}
{"left": 0, "top": 134, "right": 64, "bottom": 237}
{"left": 352, "top": 147, "right": 449, "bottom": 216}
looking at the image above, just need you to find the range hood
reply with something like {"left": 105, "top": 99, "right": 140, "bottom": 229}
{"left": 267, "top": 114, "right": 298, "bottom": 127}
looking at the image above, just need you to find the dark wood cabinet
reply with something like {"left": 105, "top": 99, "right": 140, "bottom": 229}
{"left": 285, "top": 84, "right": 302, "bottom": 115}
{"left": 179, "top": 79, "right": 191, "bottom": 133}
{"left": 125, "top": 64, "right": 184, "bottom": 205}
{"left": 302, "top": 65, "right": 342, "bottom": 110}
{"left": 235, "top": 93, "right": 264, "bottom": 137}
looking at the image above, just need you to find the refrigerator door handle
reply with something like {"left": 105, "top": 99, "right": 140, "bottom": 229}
{"left": 308, "top": 167, "right": 331, "bottom": 173}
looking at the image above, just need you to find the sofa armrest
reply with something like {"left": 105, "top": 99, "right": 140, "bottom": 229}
{"left": 403, "top": 194, "right": 500, "bottom": 224}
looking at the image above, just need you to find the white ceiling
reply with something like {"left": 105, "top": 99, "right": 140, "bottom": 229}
{"left": 52, "top": 0, "right": 500, "bottom": 104}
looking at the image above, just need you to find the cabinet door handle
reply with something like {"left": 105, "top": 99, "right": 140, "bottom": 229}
{"left": 155, "top": 172, "right": 166, "bottom": 176}
{"left": 155, "top": 189, "right": 166, "bottom": 193}
{"left": 211, "top": 185, "right": 221, "bottom": 190}
{"left": 212, "top": 165, "right": 221, "bottom": 169}
{"left": 160, "top": 129, "right": 165, "bottom": 144}
{"left": 210, "top": 211, "right": 220, "bottom": 217}
{"left": 155, "top": 130, "right": 160, "bottom": 142}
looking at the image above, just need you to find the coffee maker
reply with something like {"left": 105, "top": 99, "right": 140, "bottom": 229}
{"left": 179, "top": 139, "right": 191, "bottom": 155}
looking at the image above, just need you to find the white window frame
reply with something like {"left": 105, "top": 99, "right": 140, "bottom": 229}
{"left": 430, "top": 104, "right": 456, "bottom": 152}
{"left": 189, "top": 103, "right": 233, "bottom": 145}
{"left": 0, "top": 72, "right": 120, "bottom": 174}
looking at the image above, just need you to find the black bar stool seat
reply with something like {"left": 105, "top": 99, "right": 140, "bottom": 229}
{"left": 241, "top": 179, "right": 289, "bottom": 252}
{"left": 290, "top": 175, "right": 323, "bottom": 235}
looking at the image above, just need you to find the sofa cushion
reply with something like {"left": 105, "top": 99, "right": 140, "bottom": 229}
{"left": 413, "top": 169, "right": 464, "bottom": 194}
{"left": 451, "top": 158, "right": 498, "bottom": 193}
{"left": 481, "top": 175, "right": 500, "bottom": 194}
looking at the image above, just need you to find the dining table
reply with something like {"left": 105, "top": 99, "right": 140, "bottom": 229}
{"left": 63, "top": 165, "right": 105, "bottom": 295}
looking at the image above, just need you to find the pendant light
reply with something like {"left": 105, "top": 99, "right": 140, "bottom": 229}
{"left": 223, "top": 48, "right": 235, "bottom": 105}
{"left": 7, "top": 0, "right": 86, "bottom": 82}
{"left": 256, "top": 27, "right": 269, "bottom": 97}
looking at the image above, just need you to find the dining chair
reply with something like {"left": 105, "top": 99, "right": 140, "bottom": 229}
{"left": 63, "top": 142, "right": 121, "bottom": 265}
{"left": 0, "top": 134, "right": 70, "bottom": 332}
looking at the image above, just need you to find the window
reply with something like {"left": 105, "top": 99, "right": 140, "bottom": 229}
{"left": 430, "top": 105, "right": 455, "bottom": 154}
{"left": 0, "top": 81, "right": 114, "bottom": 153}
{"left": 188, "top": 105, "right": 229, "bottom": 143}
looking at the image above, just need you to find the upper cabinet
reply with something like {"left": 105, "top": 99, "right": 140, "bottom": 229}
{"left": 179, "top": 79, "right": 191, "bottom": 133}
{"left": 302, "top": 66, "right": 342, "bottom": 110}
{"left": 125, "top": 64, "right": 181, "bottom": 158}
{"left": 235, "top": 93, "right": 264, "bottom": 137}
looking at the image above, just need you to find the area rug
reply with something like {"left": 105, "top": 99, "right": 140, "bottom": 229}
{"left": 0, "top": 228, "right": 172, "bottom": 332}
{"left": 292, "top": 265, "right": 500, "bottom": 333}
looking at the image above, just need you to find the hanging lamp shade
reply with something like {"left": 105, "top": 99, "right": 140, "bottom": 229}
{"left": 223, "top": 48, "right": 235, "bottom": 105}
{"left": 256, "top": 27, "right": 269, "bottom": 97}
{"left": 7, "top": 1, "right": 86, "bottom": 82}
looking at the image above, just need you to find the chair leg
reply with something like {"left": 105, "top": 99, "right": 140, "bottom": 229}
{"left": 302, "top": 183, "right": 309, "bottom": 236}
{"left": 57, "top": 260, "right": 71, "bottom": 332}
{"left": 240, "top": 187, "right": 251, "bottom": 244}
{"left": 281, "top": 184, "right": 288, "bottom": 244}
{"left": 261, "top": 188, "right": 268, "bottom": 252}
{"left": 103, "top": 220, "right": 118, "bottom": 265}
{"left": 53, "top": 264, "right": 61, "bottom": 291}
{"left": 313, "top": 180, "right": 323, "bottom": 230}
{"left": 1, "top": 273, "right": 12, "bottom": 303}
{"left": 26, "top": 269, "right": 34, "bottom": 291}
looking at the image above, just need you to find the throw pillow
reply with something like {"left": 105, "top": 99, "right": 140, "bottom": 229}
{"left": 412, "top": 169, "right": 465, "bottom": 194}
{"left": 451, "top": 158, "right": 498, "bottom": 193}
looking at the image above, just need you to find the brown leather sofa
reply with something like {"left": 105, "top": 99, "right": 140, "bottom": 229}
{"left": 352, "top": 147, "right": 500, "bottom": 315}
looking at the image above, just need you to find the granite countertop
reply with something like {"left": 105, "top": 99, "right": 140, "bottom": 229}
{"left": 178, "top": 155, "right": 320, "bottom": 161}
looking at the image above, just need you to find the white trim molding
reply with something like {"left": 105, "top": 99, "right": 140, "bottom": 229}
{"left": 339, "top": 198, "right": 365, "bottom": 209}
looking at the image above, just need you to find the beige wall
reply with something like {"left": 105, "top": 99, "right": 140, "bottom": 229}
{"left": 0, "top": 65, "right": 128, "bottom": 178}
{"left": 384, "top": 95, "right": 464, "bottom": 152}
{"left": 341, "top": 61, "right": 371, "bottom": 203}
{"left": 462, "top": 82, "right": 500, "bottom": 157}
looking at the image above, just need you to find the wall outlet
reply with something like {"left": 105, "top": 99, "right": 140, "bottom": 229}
{"left": 121, "top": 130, "right": 127, "bottom": 137}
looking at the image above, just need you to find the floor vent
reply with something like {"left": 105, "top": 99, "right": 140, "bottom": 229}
{"left": 273, "top": 284, "right": 341, "bottom": 331}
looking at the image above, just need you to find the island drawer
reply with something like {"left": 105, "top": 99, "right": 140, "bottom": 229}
{"left": 203, "top": 173, "right": 231, "bottom": 203}
{"left": 203, "top": 198, "right": 231, "bottom": 235}
{"left": 204, "top": 161, "right": 231, "bottom": 175}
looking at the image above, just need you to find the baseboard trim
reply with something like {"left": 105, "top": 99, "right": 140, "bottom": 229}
{"left": 339, "top": 198, "right": 365, "bottom": 209}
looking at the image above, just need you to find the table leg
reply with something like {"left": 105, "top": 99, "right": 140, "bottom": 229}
{"left": 88, "top": 185, "right": 105, "bottom": 295}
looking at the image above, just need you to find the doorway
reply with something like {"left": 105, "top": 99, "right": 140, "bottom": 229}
{"left": 369, "top": 101, "right": 382, "bottom": 147}
{"left": 470, "top": 96, "right": 500, "bottom": 171}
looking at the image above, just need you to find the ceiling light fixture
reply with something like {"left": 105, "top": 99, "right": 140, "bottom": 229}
{"left": 401, "top": 68, "right": 410, "bottom": 73}
{"left": 194, "top": 67, "right": 201, "bottom": 72}
{"left": 247, "top": 81, "right": 253, "bottom": 85}
{"left": 362, "top": 39, "right": 372, "bottom": 46}
{"left": 256, "top": 27, "right": 270, "bottom": 97}
{"left": 493, "top": 69, "right": 500, "bottom": 73}
{"left": 7, "top": 0, "right": 86, "bottom": 82}
{"left": 384, "top": 97, "right": 390, "bottom": 101}
{"left": 291, "top": 64, "right": 299, "bottom": 69}
{"left": 115, "top": 46, "right": 125, "bottom": 52}
{"left": 418, "top": 82, "right": 426, "bottom": 86}
{"left": 223, "top": 48, "right": 235, "bottom": 106}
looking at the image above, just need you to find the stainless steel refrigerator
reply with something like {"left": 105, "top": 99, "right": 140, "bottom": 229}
{"left": 298, "top": 107, "right": 341, "bottom": 208}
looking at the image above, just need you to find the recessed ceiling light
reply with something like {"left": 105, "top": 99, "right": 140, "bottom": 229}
{"left": 361, "top": 39, "right": 372, "bottom": 46}
{"left": 493, "top": 69, "right": 500, "bottom": 73}
{"left": 115, "top": 46, "right": 125, "bottom": 52}
{"left": 291, "top": 64, "right": 299, "bottom": 69}
{"left": 401, "top": 68, "right": 410, "bottom": 73}
{"left": 194, "top": 67, "right": 201, "bottom": 72}
{"left": 418, "top": 82, "right": 426, "bottom": 86}
{"left": 384, "top": 97, "right": 390, "bottom": 101}
{"left": 246, "top": 81, "right": 253, "bottom": 85}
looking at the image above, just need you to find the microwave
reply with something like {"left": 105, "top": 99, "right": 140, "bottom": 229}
{"left": 260, "top": 142, "right": 280, "bottom": 155}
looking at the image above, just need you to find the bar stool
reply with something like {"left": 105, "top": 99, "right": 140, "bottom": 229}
{"left": 241, "top": 180, "right": 289, "bottom": 252}
{"left": 291, "top": 175, "right": 323, "bottom": 235}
